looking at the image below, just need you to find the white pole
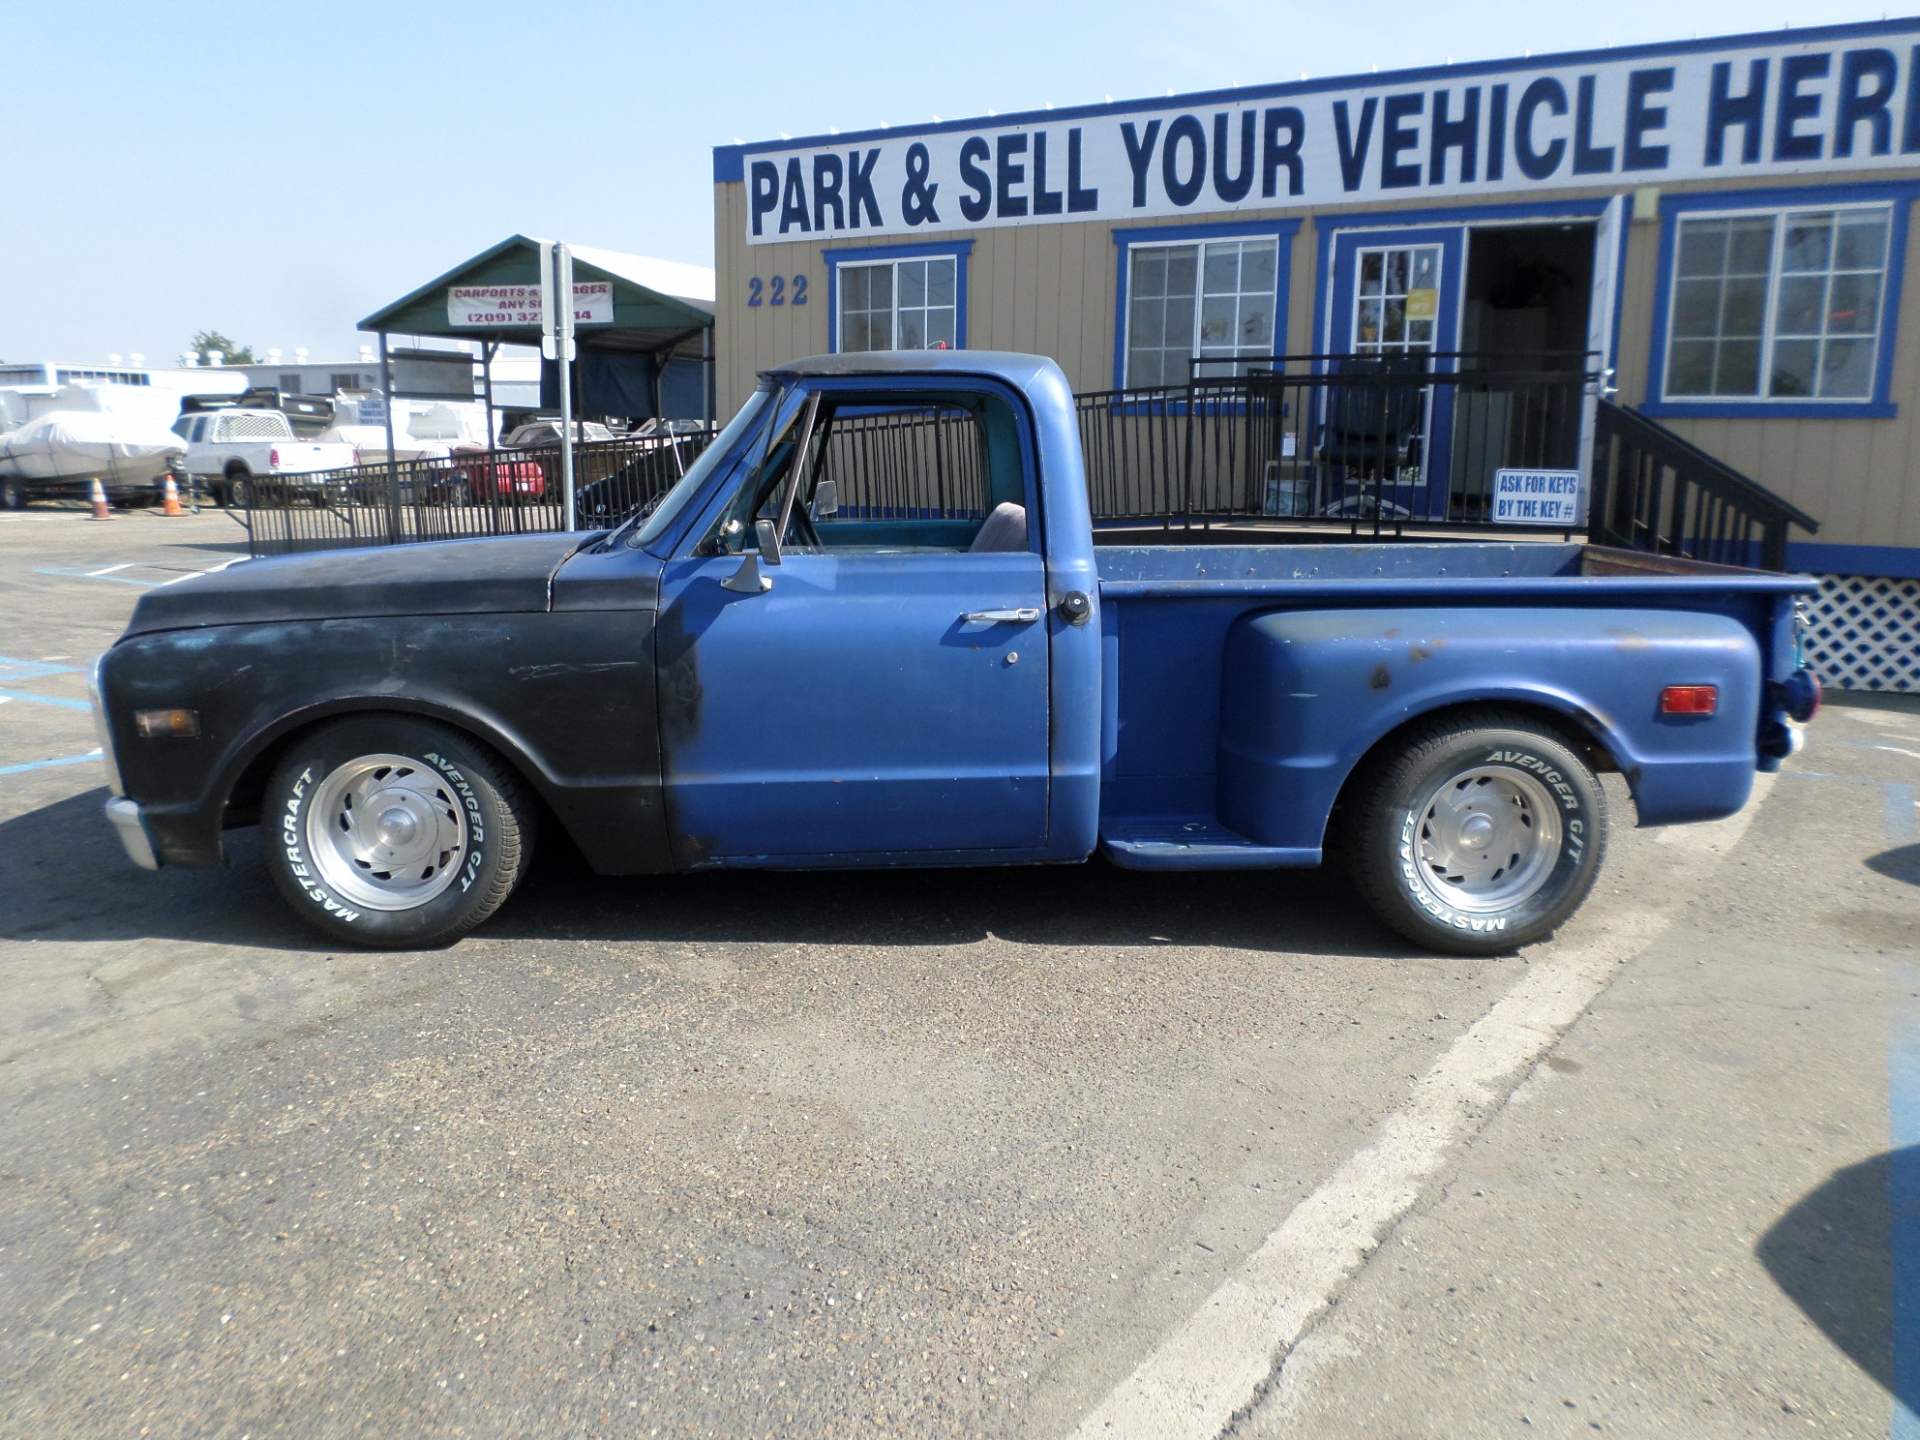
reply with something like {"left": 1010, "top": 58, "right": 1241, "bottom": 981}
{"left": 555, "top": 244, "right": 578, "bottom": 531}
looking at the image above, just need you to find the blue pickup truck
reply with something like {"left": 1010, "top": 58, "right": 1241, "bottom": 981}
{"left": 92, "top": 351, "right": 1820, "bottom": 954}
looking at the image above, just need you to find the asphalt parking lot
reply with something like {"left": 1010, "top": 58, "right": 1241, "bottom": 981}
{"left": 0, "top": 506, "right": 1915, "bottom": 1439}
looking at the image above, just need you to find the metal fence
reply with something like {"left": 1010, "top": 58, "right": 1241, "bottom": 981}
{"left": 1588, "top": 399, "right": 1817, "bottom": 570}
{"left": 240, "top": 429, "right": 716, "bottom": 556}
{"left": 237, "top": 362, "right": 1812, "bottom": 572}
{"left": 1078, "top": 354, "right": 1593, "bottom": 533}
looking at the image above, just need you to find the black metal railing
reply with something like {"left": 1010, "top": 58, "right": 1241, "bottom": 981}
{"left": 240, "top": 429, "right": 716, "bottom": 556}
{"left": 1078, "top": 354, "right": 1593, "bottom": 533}
{"left": 1588, "top": 400, "right": 1817, "bottom": 570}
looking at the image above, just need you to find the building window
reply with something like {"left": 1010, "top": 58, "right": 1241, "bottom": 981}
{"left": 838, "top": 256, "right": 958, "bottom": 352}
{"left": 330, "top": 373, "right": 363, "bottom": 393}
{"left": 278, "top": 373, "right": 303, "bottom": 394}
{"left": 1125, "top": 237, "right": 1278, "bottom": 386}
{"left": 1352, "top": 244, "right": 1442, "bottom": 361}
{"left": 1664, "top": 205, "right": 1891, "bottom": 403}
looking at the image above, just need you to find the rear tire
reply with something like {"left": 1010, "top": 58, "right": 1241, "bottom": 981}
{"left": 226, "top": 469, "right": 252, "bottom": 509}
{"left": 1345, "top": 710, "right": 1607, "bottom": 955}
{"left": 0, "top": 479, "right": 22, "bottom": 510}
{"left": 261, "top": 715, "right": 534, "bottom": 949}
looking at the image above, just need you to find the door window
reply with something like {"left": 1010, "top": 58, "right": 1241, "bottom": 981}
{"left": 1354, "top": 244, "right": 1443, "bottom": 360}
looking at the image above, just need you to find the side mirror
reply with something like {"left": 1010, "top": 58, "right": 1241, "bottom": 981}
{"left": 811, "top": 479, "right": 838, "bottom": 519}
{"left": 721, "top": 517, "right": 781, "bottom": 594}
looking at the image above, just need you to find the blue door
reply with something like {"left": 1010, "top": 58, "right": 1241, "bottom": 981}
{"left": 655, "top": 385, "right": 1051, "bottom": 865}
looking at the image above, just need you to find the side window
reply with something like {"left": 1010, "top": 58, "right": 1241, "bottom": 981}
{"left": 700, "top": 390, "right": 1029, "bottom": 555}
{"left": 207, "top": 417, "right": 225, "bottom": 443}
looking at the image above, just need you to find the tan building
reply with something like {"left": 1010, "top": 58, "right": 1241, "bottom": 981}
{"left": 714, "top": 19, "right": 1920, "bottom": 689}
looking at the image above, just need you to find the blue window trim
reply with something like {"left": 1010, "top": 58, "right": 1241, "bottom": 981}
{"left": 714, "top": 17, "right": 1920, "bottom": 180}
{"left": 822, "top": 240, "right": 974, "bottom": 354}
{"left": 1110, "top": 218, "right": 1301, "bottom": 389}
{"left": 1642, "top": 180, "right": 1920, "bottom": 421}
{"left": 1310, "top": 197, "right": 1616, "bottom": 365}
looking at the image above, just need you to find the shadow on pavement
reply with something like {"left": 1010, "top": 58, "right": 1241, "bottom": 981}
{"left": 0, "top": 788, "right": 1409, "bottom": 959}
{"left": 1867, "top": 844, "right": 1920, "bottom": 886}
{"left": 1758, "top": 1147, "right": 1908, "bottom": 1409}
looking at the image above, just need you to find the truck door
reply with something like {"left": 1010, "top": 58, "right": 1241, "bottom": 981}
{"left": 656, "top": 382, "right": 1051, "bottom": 863}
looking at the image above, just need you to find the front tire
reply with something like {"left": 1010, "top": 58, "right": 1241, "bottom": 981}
{"left": 262, "top": 716, "right": 533, "bottom": 948}
{"left": 1346, "top": 710, "right": 1607, "bottom": 955}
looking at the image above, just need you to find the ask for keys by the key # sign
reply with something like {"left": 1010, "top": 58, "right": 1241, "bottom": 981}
{"left": 738, "top": 27, "right": 1920, "bottom": 243}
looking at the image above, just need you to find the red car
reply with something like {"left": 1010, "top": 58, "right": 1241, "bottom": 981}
{"left": 438, "top": 448, "right": 547, "bottom": 504}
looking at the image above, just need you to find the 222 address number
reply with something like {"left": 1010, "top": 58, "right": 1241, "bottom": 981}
{"left": 748, "top": 275, "right": 808, "bottom": 307}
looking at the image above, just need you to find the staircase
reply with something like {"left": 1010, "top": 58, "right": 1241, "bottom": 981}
{"left": 1588, "top": 401, "right": 1818, "bottom": 571}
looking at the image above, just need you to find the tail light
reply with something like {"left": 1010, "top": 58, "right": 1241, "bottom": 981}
{"left": 1780, "top": 668, "right": 1822, "bottom": 723}
{"left": 1660, "top": 685, "right": 1718, "bottom": 715}
{"left": 269, "top": 447, "right": 281, "bottom": 467}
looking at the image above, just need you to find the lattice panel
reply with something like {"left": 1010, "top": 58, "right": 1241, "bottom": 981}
{"left": 1802, "top": 573, "right": 1920, "bottom": 693}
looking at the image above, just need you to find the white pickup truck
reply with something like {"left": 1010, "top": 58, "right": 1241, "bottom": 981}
{"left": 174, "top": 409, "right": 358, "bottom": 506}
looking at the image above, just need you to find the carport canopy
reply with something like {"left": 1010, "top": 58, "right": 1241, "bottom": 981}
{"left": 360, "top": 233, "right": 714, "bottom": 354}
{"left": 358, "top": 234, "right": 716, "bottom": 423}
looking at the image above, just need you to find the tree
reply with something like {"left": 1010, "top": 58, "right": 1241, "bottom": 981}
{"left": 190, "top": 329, "right": 256, "bottom": 366}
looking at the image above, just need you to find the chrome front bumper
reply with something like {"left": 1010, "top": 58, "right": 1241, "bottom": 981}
{"left": 105, "top": 796, "right": 159, "bottom": 870}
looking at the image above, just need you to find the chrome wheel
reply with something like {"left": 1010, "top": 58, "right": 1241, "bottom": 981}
{"left": 1410, "top": 765, "right": 1561, "bottom": 914}
{"left": 305, "top": 753, "right": 469, "bottom": 911}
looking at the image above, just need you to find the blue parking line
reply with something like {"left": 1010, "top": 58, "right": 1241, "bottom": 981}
{"left": 1891, "top": 1010, "right": 1920, "bottom": 1439}
{"left": 0, "top": 654, "right": 81, "bottom": 682}
{"left": 0, "top": 750, "right": 100, "bottom": 776}
{"left": 32, "top": 567, "right": 161, "bottom": 587}
{"left": 0, "top": 687, "right": 91, "bottom": 712}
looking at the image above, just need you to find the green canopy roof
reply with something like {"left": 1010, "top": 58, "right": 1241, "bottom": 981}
{"left": 358, "top": 234, "right": 714, "bottom": 355}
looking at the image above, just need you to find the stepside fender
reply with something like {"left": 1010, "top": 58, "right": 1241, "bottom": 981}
{"left": 1215, "top": 606, "right": 1762, "bottom": 850}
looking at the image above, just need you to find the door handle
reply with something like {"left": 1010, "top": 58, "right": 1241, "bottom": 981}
{"left": 961, "top": 608, "right": 1041, "bottom": 624}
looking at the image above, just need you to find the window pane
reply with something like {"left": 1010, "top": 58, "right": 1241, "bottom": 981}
{"left": 1358, "top": 298, "right": 1383, "bottom": 344}
{"left": 1720, "top": 278, "right": 1767, "bottom": 337}
{"left": 928, "top": 258, "right": 956, "bottom": 306}
{"left": 1130, "top": 296, "right": 1165, "bottom": 348}
{"left": 1410, "top": 247, "right": 1439, "bottom": 291}
{"left": 1834, "top": 213, "right": 1890, "bottom": 271}
{"left": 1239, "top": 297, "right": 1273, "bottom": 349}
{"left": 898, "top": 260, "right": 927, "bottom": 308}
{"left": 1819, "top": 338, "right": 1873, "bottom": 397}
{"left": 1360, "top": 251, "right": 1384, "bottom": 295}
{"left": 1672, "top": 279, "right": 1721, "bottom": 338}
{"left": 926, "top": 308, "right": 956, "bottom": 350}
{"left": 1385, "top": 250, "right": 1409, "bottom": 293}
{"left": 1134, "top": 249, "right": 1166, "bottom": 299}
{"left": 869, "top": 265, "right": 893, "bottom": 310}
{"left": 1727, "top": 218, "right": 1775, "bottom": 274}
{"left": 1715, "top": 340, "right": 1762, "bottom": 395}
{"left": 1768, "top": 339, "right": 1818, "bottom": 397}
{"left": 1668, "top": 340, "right": 1715, "bottom": 394}
{"left": 1677, "top": 221, "right": 1728, "bottom": 277}
{"left": 1383, "top": 297, "right": 1407, "bottom": 342}
{"left": 1242, "top": 241, "right": 1278, "bottom": 294}
{"left": 1203, "top": 245, "right": 1240, "bottom": 295}
{"left": 1163, "top": 291, "right": 1196, "bottom": 348}
{"left": 1199, "top": 296, "right": 1235, "bottom": 348}
{"left": 1773, "top": 275, "right": 1826, "bottom": 335}
{"left": 1165, "top": 247, "right": 1198, "bottom": 297}
{"left": 1827, "top": 272, "right": 1881, "bottom": 334}
{"left": 844, "top": 267, "right": 869, "bottom": 309}
{"left": 1781, "top": 213, "right": 1834, "bottom": 273}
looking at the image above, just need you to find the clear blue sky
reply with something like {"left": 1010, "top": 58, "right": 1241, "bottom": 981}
{"left": 1, "top": 0, "right": 1894, "bottom": 365}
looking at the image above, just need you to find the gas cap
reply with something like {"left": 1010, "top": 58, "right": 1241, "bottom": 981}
{"left": 1057, "top": 590, "right": 1092, "bottom": 625}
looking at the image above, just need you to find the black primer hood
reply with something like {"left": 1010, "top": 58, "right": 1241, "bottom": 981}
{"left": 123, "top": 532, "right": 594, "bottom": 636}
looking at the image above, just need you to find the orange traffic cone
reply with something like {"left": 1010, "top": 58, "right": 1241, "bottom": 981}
{"left": 87, "top": 479, "right": 112, "bottom": 521}
{"left": 160, "top": 474, "right": 184, "bottom": 517}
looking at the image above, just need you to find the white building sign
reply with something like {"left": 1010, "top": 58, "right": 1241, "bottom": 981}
{"left": 737, "top": 30, "right": 1920, "bottom": 243}
{"left": 1492, "top": 468, "right": 1584, "bottom": 525}
{"left": 447, "top": 282, "right": 613, "bottom": 328}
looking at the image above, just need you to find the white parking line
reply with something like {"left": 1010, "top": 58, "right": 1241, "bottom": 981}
{"left": 1067, "top": 776, "right": 1776, "bottom": 1440}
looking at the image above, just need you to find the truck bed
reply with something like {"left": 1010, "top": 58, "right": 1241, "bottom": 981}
{"left": 1090, "top": 542, "right": 1814, "bottom": 868}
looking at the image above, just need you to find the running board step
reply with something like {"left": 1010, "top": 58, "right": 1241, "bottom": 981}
{"left": 1099, "top": 817, "right": 1319, "bottom": 871}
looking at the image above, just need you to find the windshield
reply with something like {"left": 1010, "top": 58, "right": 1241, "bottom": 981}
{"left": 625, "top": 386, "right": 777, "bottom": 551}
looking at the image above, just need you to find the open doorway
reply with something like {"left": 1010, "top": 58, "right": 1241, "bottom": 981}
{"left": 1461, "top": 223, "right": 1596, "bottom": 369}
{"left": 1449, "top": 222, "right": 1597, "bottom": 515}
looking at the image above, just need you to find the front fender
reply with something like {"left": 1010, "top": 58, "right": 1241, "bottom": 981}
{"left": 1215, "top": 607, "right": 1762, "bottom": 850}
{"left": 100, "top": 611, "right": 671, "bottom": 874}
